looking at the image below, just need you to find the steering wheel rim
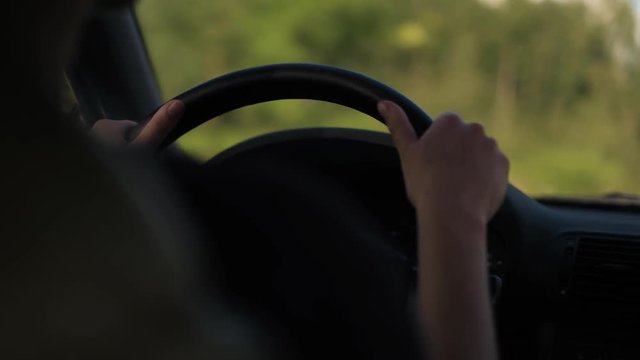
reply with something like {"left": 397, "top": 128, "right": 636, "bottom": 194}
{"left": 132, "top": 63, "right": 433, "bottom": 147}
{"left": 140, "top": 63, "right": 519, "bottom": 358}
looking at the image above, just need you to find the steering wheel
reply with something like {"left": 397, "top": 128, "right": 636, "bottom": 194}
{"left": 133, "top": 63, "right": 517, "bottom": 360}
{"left": 133, "top": 63, "right": 432, "bottom": 145}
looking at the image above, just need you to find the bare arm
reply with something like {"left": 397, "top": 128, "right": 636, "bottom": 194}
{"left": 378, "top": 101, "right": 508, "bottom": 360}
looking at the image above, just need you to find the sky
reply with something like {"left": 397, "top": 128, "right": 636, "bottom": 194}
{"left": 478, "top": 0, "right": 639, "bottom": 42}
{"left": 632, "top": 0, "right": 640, "bottom": 43}
{"left": 479, "top": 0, "right": 638, "bottom": 11}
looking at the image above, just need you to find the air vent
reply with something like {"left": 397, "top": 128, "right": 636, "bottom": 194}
{"left": 558, "top": 236, "right": 640, "bottom": 359}
{"left": 569, "top": 235, "right": 640, "bottom": 321}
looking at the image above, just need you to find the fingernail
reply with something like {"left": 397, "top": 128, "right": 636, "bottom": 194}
{"left": 377, "top": 101, "right": 389, "bottom": 116}
{"left": 167, "top": 100, "right": 185, "bottom": 117}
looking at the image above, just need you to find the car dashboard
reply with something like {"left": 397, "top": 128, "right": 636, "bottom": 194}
{"left": 204, "top": 127, "right": 640, "bottom": 360}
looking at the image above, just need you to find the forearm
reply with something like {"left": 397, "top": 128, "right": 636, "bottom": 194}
{"left": 416, "top": 204, "right": 498, "bottom": 360}
{"left": 377, "top": 100, "right": 506, "bottom": 360}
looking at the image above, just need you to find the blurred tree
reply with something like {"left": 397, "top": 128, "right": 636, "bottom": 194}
{"left": 137, "top": 0, "right": 640, "bottom": 195}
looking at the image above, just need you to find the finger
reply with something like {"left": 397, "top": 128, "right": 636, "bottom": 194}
{"left": 132, "top": 100, "right": 185, "bottom": 148}
{"left": 90, "top": 119, "right": 137, "bottom": 146}
{"left": 433, "top": 112, "right": 464, "bottom": 128}
{"left": 500, "top": 151, "right": 510, "bottom": 177}
{"left": 377, "top": 100, "right": 417, "bottom": 157}
{"left": 467, "top": 122, "right": 485, "bottom": 136}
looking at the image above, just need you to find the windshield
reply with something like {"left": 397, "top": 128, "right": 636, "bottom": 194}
{"left": 137, "top": 0, "right": 640, "bottom": 197}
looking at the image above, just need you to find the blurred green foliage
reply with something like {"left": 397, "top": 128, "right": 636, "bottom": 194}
{"left": 137, "top": 0, "right": 640, "bottom": 196}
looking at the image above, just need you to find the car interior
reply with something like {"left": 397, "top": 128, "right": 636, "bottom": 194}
{"left": 66, "top": 3, "right": 640, "bottom": 360}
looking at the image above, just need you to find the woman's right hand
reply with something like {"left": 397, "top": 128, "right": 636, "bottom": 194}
{"left": 377, "top": 100, "right": 509, "bottom": 225}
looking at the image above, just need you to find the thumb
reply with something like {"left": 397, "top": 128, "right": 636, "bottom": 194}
{"left": 377, "top": 100, "right": 417, "bottom": 157}
{"left": 132, "top": 100, "right": 185, "bottom": 148}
